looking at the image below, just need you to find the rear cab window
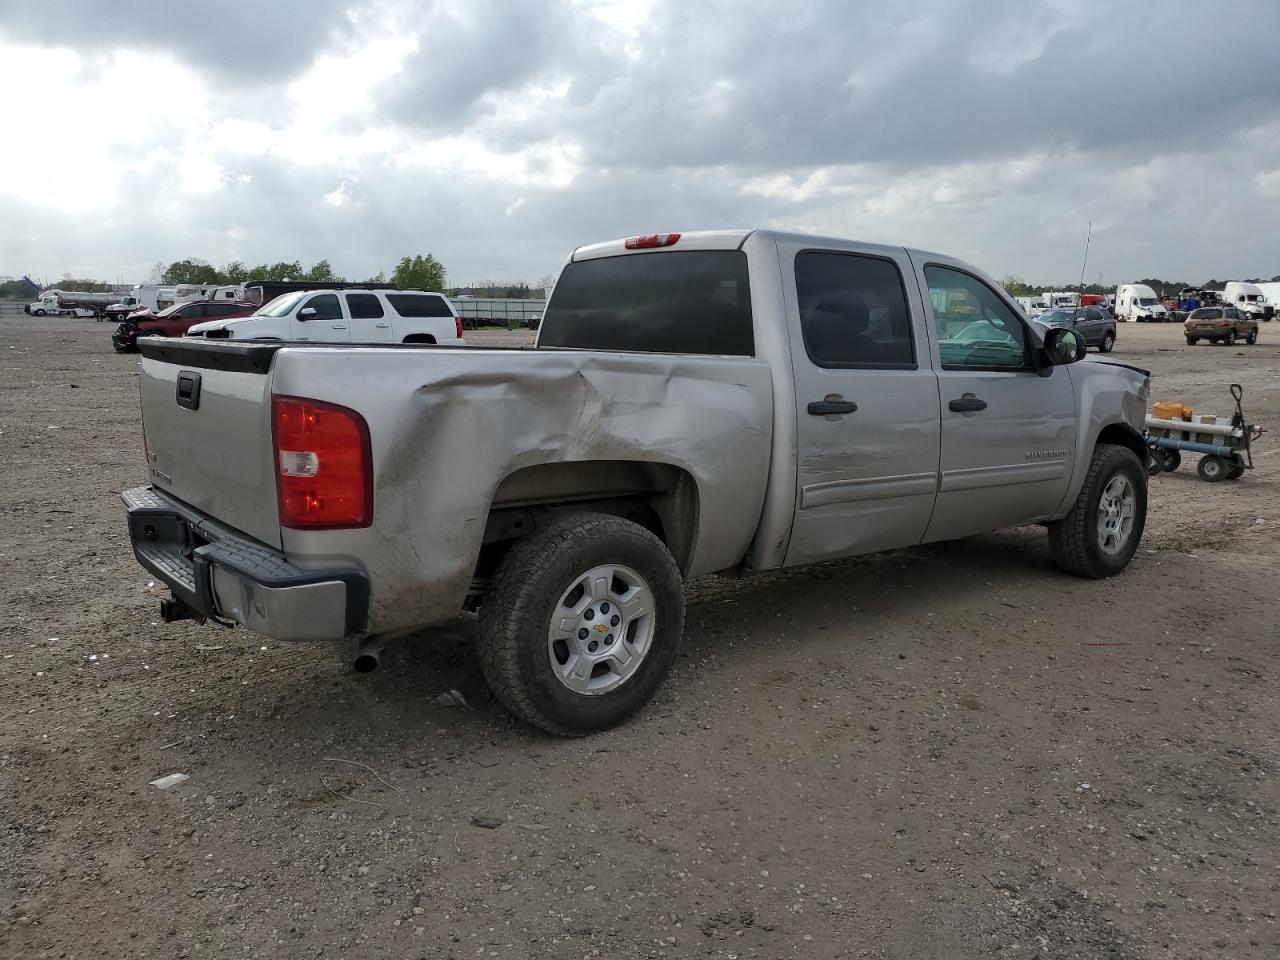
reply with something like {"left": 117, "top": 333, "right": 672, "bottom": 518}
{"left": 539, "top": 251, "right": 753, "bottom": 355}
{"left": 794, "top": 251, "right": 915, "bottom": 368}
{"left": 386, "top": 294, "right": 453, "bottom": 318}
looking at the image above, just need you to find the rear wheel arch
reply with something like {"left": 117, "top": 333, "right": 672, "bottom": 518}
{"left": 402, "top": 334, "right": 437, "bottom": 344}
{"left": 477, "top": 460, "right": 701, "bottom": 581}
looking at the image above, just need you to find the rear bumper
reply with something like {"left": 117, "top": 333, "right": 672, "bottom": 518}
{"left": 122, "top": 486, "right": 368, "bottom": 641}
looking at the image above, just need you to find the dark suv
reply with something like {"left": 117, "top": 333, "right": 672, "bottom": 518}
{"left": 1035, "top": 306, "right": 1117, "bottom": 353}
{"left": 112, "top": 300, "right": 258, "bottom": 352}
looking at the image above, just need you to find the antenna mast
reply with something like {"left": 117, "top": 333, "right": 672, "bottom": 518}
{"left": 1078, "top": 220, "right": 1092, "bottom": 291}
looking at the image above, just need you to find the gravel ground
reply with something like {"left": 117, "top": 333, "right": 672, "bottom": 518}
{"left": 1, "top": 316, "right": 1278, "bottom": 959}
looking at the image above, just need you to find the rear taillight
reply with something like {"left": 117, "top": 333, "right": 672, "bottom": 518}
{"left": 1220, "top": 320, "right": 1231, "bottom": 327}
{"left": 272, "top": 396, "right": 372, "bottom": 529}
{"left": 455, "top": 315, "right": 463, "bottom": 339}
{"left": 624, "top": 233, "right": 681, "bottom": 249}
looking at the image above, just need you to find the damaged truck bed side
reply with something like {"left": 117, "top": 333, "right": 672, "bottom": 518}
{"left": 124, "top": 229, "right": 1152, "bottom": 735}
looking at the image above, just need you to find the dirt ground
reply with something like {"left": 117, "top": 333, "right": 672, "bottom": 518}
{"left": 1, "top": 315, "right": 1277, "bottom": 960}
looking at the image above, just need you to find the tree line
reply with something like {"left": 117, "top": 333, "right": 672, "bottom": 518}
{"left": 155, "top": 254, "right": 448, "bottom": 293}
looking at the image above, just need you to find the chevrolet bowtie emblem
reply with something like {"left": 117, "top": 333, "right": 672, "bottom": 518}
{"left": 593, "top": 624, "right": 609, "bottom": 633}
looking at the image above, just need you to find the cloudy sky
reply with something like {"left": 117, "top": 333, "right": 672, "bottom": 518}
{"left": 2, "top": 0, "right": 1278, "bottom": 288}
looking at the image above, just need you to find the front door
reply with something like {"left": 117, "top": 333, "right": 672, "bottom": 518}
{"left": 289, "top": 293, "right": 350, "bottom": 342}
{"left": 912, "top": 260, "right": 1077, "bottom": 543}
{"left": 783, "top": 242, "right": 942, "bottom": 567}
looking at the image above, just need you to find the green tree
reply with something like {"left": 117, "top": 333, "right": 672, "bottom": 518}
{"left": 302, "top": 259, "right": 342, "bottom": 282}
{"left": 999, "top": 274, "right": 1034, "bottom": 297}
{"left": 391, "top": 254, "right": 447, "bottom": 291}
{"left": 220, "top": 261, "right": 250, "bottom": 284}
{"left": 162, "top": 259, "right": 221, "bottom": 285}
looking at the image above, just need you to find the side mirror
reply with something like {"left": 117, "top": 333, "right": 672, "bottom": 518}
{"left": 1044, "top": 327, "right": 1085, "bottom": 365}
{"left": 297, "top": 307, "right": 317, "bottom": 321}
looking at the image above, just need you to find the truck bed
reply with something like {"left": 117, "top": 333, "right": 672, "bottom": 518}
{"left": 137, "top": 338, "right": 774, "bottom": 634}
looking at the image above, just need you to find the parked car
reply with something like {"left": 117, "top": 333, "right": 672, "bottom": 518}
{"left": 112, "top": 300, "right": 258, "bottom": 352}
{"left": 185, "top": 288, "right": 465, "bottom": 344}
{"left": 123, "top": 229, "right": 1151, "bottom": 735}
{"left": 1036, "top": 307, "right": 1117, "bottom": 353}
{"left": 1184, "top": 305, "right": 1259, "bottom": 345}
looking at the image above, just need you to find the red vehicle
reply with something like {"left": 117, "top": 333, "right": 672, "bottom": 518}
{"left": 1079, "top": 293, "right": 1104, "bottom": 307}
{"left": 112, "top": 300, "right": 258, "bottom": 352}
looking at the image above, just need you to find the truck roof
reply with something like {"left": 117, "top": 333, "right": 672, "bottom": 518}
{"left": 572, "top": 229, "right": 932, "bottom": 262}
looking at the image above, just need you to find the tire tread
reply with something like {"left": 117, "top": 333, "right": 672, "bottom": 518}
{"left": 1048, "top": 445, "right": 1145, "bottom": 579}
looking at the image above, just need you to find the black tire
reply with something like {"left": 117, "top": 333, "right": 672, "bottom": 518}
{"left": 1100, "top": 332, "right": 1115, "bottom": 353}
{"left": 34, "top": 309, "right": 46, "bottom": 317}
{"left": 1048, "top": 445, "right": 1147, "bottom": 578}
{"left": 1198, "top": 456, "right": 1228, "bottom": 482}
{"left": 1226, "top": 462, "right": 1245, "bottom": 480}
{"left": 1186, "top": 336, "right": 1197, "bottom": 346}
{"left": 1246, "top": 331, "right": 1257, "bottom": 345}
{"left": 478, "top": 513, "right": 684, "bottom": 736}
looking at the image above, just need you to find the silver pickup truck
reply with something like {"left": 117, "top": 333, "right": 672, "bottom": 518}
{"left": 124, "top": 230, "right": 1151, "bottom": 735}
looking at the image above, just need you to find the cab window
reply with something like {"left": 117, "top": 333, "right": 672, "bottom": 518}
{"left": 303, "top": 294, "right": 342, "bottom": 321}
{"left": 795, "top": 251, "right": 915, "bottom": 368}
{"left": 925, "top": 266, "right": 1029, "bottom": 370}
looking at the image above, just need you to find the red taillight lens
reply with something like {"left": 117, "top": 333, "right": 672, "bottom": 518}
{"left": 624, "top": 233, "right": 681, "bottom": 249}
{"left": 1220, "top": 320, "right": 1231, "bottom": 327}
{"left": 272, "top": 396, "right": 372, "bottom": 529}
{"left": 455, "top": 315, "right": 463, "bottom": 339}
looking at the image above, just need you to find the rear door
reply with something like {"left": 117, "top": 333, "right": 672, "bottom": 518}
{"left": 345, "top": 293, "right": 394, "bottom": 342}
{"left": 289, "top": 293, "right": 349, "bottom": 342}
{"left": 781, "top": 240, "right": 942, "bottom": 566}
{"left": 385, "top": 293, "right": 454, "bottom": 341}
{"left": 912, "top": 259, "right": 1077, "bottom": 542}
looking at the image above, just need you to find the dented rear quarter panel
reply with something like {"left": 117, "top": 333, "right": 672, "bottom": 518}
{"left": 268, "top": 347, "right": 774, "bottom": 635}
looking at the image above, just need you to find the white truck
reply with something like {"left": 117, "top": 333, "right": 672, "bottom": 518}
{"left": 1253, "top": 281, "right": 1280, "bottom": 317}
{"left": 1221, "top": 281, "right": 1274, "bottom": 322}
{"left": 25, "top": 290, "right": 115, "bottom": 318}
{"left": 106, "top": 284, "right": 169, "bottom": 322}
{"left": 122, "top": 229, "right": 1152, "bottom": 735}
{"left": 1114, "top": 284, "right": 1169, "bottom": 322}
{"left": 1016, "top": 295, "right": 1050, "bottom": 317}
{"left": 1042, "top": 291, "right": 1080, "bottom": 311}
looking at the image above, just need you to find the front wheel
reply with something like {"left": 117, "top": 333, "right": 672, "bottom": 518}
{"left": 1246, "top": 331, "right": 1258, "bottom": 345}
{"left": 1099, "top": 332, "right": 1115, "bottom": 353}
{"left": 478, "top": 513, "right": 684, "bottom": 736}
{"left": 1048, "top": 445, "right": 1147, "bottom": 578}
{"left": 34, "top": 309, "right": 46, "bottom": 317}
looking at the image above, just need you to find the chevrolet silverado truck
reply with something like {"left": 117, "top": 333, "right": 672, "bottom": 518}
{"left": 123, "top": 230, "right": 1151, "bottom": 735}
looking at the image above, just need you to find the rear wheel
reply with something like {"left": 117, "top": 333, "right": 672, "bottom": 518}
{"left": 1197, "top": 456, "right": 1228, "bottom": 482}
{"left": 1100, "top": 332, "right": 1115, "bottom": 353}
{"left": 1246, "top": 330, "right": 1258, "bottom": 345}
{"left": 478, "top": 513, "right": 684, "bottom": 736}
{"left": 1226, "top": 461, "right": 1246, "bottom": 480}
{"left": 1186, "top": 336, "right": 1197, "bottom": 346}
{"left": 1048, "top": 445, "right": 1147, "bottom": 578}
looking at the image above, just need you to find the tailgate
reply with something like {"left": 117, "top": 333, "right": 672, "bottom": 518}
{"left": 138, "top": 339, "right": 283, "bottom": 548}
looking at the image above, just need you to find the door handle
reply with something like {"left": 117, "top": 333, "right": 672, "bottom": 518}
{"left": 332, "top": 324, "right": 348, "bottom": 329}
{"left": 374, "top": 322, "right": 390, "bottom": 328}
{"left": 807, "top": 398, "right": 858, "bottom": 416}
{"left": 949, "top": 396, "right": 987, "bottom": 412}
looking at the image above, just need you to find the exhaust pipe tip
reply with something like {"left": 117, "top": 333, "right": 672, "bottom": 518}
{"left": 352, "top": 635, "right": 386, "bottom": 673}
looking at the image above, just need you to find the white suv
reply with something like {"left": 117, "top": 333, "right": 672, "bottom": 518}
{"left": 185, "top": 289, "right": 465, "bottom": 345}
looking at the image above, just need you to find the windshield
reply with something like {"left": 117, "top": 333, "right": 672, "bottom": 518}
{"left": 1138, "top": 298, "right": 1159, "bottom": 306}
{"left": 1245, "top": 294, "right": 1261, "bottom": 302}
{"left": 1189, "top": 308, "right": 1222, "bottom": 320}
{"left": 257, "top": 291, "right": 307, "bottom": 317}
